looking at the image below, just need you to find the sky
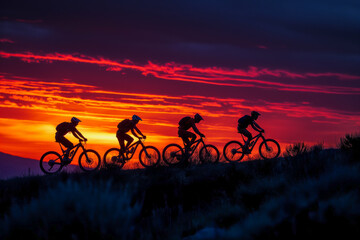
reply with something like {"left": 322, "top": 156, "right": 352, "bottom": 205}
{"left": 0, "top": 0, "right": 359, "bottom": 164}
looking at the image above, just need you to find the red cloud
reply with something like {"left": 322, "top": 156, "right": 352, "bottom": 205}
{"left": 1, "top": 73, "right": 359, "bottom": 159}
{"left": 15, "top": 19, "right": 43, "bottom": 24}
{"left": 1, "top": 51, "right": 360, "bottom": 95}
{"left": 0, "top": 39, "right": 14, "bottom": 43}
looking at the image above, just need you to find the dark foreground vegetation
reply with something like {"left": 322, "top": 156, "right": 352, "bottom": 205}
{"left": 1, "top": 134, "right": 359, "bottom": 240}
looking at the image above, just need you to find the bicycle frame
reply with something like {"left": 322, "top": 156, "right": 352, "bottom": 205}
{"left": 59, "top": 141, "right": 86, "bottom": 163}
{"left": 122, "top": 138, "right": 147, "bottom": 160}
{"left": 182, "top": 137, "right": 205, "bottom": 158}
{"left": 240, "top": 132, "right": 266, "bottom": 152}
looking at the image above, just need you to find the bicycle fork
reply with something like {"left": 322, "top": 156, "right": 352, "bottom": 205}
{"left": 81, "top": 145, "right": 92, "bottom": 164}
{"left": 140, "top": 142, "right": 151, "bottom": 158}
{"left": 261, "top": 136, "right": 271, "bottom": 151}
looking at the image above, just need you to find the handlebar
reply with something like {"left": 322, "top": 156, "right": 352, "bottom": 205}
{"left": 137, "top": 137, "right": 146, "bottom": 142}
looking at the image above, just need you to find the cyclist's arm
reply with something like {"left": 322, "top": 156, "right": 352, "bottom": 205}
{"left": 73, "top": 128, "right": 87, "bottom": 140}
{"left": 71, "top": 130, "right": 81, "bottom": 140}
{"left": 132, "top": 127, "right": 145, "bottom": 138}
{"left": 251, "top": 121, "right": 264, "bottom": 132}
{"left": 191, "top": 123, "right": 203, "bottom": 136}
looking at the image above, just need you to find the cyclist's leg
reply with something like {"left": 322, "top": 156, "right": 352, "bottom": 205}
{"left": 56, "top": 135, "right": 74, "bottom": 160}
{"left": 116, "top": 131, "right": 126, "bottom": 155}
{"left": 188, "top": 131, "right": 196, "bottom": 147}
{"left": 182, "top": 130, "right": 196, "bottom": 151}
{"left": 181, "top": 136, "right": 190, "bottom": 148}
{"left": 124, "top": 134, "right": 133, "bottom": 152}
{"left": 179, "top": 129, "right": 190, "bottom": 146}
{"left": 238, "top": 128, "right": 252, "bottom": 149}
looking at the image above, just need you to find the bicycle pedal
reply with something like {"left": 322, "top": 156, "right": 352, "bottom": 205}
{"left": 244, "top": 150, "right": 251, "bottom": 154}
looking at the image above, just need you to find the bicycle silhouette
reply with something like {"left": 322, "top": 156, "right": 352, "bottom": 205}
{"left": 40, "top": 140, "right": 101, "bottom": 174}
{"left": 162, "top": 136, "right": 220, "bottom": 166}
{"left": 103, "top": 137, "right": 160, "bottom": 168}
{"left": 223, "top": 130, "right": 280, "bottom": 162}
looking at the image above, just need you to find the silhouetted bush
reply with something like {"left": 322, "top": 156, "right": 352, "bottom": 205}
{"left": 284, "top": 142, "right": 308, "bottom": 158}
{"left": 340, "top": 133, "right": 360, "bottom": 160}
{"left": 1, "top": 180, "right": 141, "bottom": 240}
{"left": 310, "top": 142, "right": 324, "bottom": 153}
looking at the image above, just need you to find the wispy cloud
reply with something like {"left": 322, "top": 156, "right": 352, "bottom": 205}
{"left": 2, "top": 75, "right": 358, "bottom": 123}
{"left": 1, "top": 73, "right": 359, "bottom": 159}
{"left": 0, "top": 38, "right": 14, "bottom": 43}
{"left": 1, "top": 51, "right": 359, "bottom": 95}
{"left": 15, "top": 19, "right": 43, "bottom": 24}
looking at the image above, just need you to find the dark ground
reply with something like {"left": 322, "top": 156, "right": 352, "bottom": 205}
{"left": 0, "top": 136, "right": 359, "bottom": 240}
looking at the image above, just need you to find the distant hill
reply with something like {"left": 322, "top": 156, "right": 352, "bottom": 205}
{"left": 0, "top": 152, "right": 79, "bottom": 179}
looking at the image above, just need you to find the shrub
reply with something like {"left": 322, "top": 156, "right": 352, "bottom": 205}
{"left": 0, "top": 180, "right": 141, "bottom": 240}
{"left": 339, "top": 133, "right": 360, "bottom": 160}
{"left": 310, "top": 142, "right": 324, "bottom": 153}
{"left": 284, "top": 142, "right": 308, "bottom": 158}
{"left": 223, "top": 163, "right": 360, "bottom": 239}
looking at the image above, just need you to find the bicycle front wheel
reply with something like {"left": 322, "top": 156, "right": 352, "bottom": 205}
{"left": 259, "top": 139, "right": 280, "bottom": 160}
{"left": 162, "top": 144, "right": 184, "bottom": 166}
{"left": 103, "top": 148, "right": 125, "bottom": 169}
{"left": 223, "top": 141, "right": 245, "bottom": 162}
{"left": 139, "top": 146, "right": 160, "bottom": 167}
{"left": 40, "top": 151, "right": 63, "bottom": 174}
{"left": 199, "top": 144, "right": 220, "bottom": 163}
{"left": 79, "top": 149, "right": 101, "bottom": 172}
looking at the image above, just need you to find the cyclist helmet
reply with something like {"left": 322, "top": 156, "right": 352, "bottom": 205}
{"left": 251, "top": 111, "right": 261, "bottom": 117}
{"left": 132, "top": 115, "right": 142, "bottom": 121}
{"left": 194, "top": 113, "right": 203, "bottom": 121}
{"left": 71, "top": 117, "right": 81, "bottom": 123}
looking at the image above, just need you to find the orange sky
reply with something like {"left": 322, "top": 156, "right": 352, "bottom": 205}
{"left": 1, "top": 1, "right": 360, "bottom": 169}
{"left": 1, "top": 67, "right": 359, "bottom": 165}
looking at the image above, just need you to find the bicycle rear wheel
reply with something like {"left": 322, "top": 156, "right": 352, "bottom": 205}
{"left": 259, "top": 139, "right": 280, "bottom": 160}
{"left": 223, "top": 141, "right": 245, "bottom": 162}
{"left": 199, "top": 144, "right": 220, "bottom": 163}
{"left": 40, "top": 151, "right": 63, "bottom": 174}
{"left": 103, "top": 148, "right": 125, "bottom": 169}
{"left": 139, "top": 146, "right": 160, "bottom": 167}
{"left": 162, "top": 144, "right": 184, "bottom": 166}
{"left": 79, "top": 149, "right": 101, "bottom": 172}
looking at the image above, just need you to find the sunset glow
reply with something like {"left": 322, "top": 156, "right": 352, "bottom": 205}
{"left": 1, "top": 1, "right": 359, "bottom": 166}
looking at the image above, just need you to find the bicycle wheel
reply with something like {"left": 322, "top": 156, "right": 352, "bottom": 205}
{"left": 78, "top": 149, "right": 101, "bottom": 172}
{"left": 259, "top": 139, "right": 280, "bottom": 160}
{"left": 40, "top": 151, "right": 63, "bottom": 174}
{"left": 103, "top": 148, "right": 125, "bottom": 169}
{"left": 199, "top": 144, "right": 220, "bottom": 163}
{"left": 139, "top": 146, "right": 161, "bottom": 167}
{"left": 162, "top": 144, "right": 184, "bottom": 166}
{"left": 223, "top": 141, "right": 245, "bottom": 162}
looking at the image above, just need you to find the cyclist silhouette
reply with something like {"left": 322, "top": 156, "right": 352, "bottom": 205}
{"left": 237, "top": 111, "right": 264, "bottom": 153}
{"left": 178, "top": 113, "right": 205, "bottom": 152}
{"left": 55, "top": 117, "right": 87, "bottom": 162}
{"left": 116, "top": 115, "right": 146, "bottom": 155}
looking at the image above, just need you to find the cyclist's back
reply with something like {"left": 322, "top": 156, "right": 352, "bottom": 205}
{"left": 237, "top": 115, "right": 253, "bottom": 130}
{"left": 178, "top": 116, "right": 194, "bottom": 131}
{"left": 117, "top": 119, "right": 135, "bottom": 133}
{"left": 56, "top": 122, "right": 75, "bottom": 136}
